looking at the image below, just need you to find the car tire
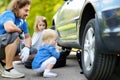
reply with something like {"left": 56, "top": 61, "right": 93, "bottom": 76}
{"left": 81, "top": 19, "right": 117, "bottom": 80}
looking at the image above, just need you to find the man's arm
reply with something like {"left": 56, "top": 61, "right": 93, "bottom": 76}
{"left": 20, "top": 33, "right": 31, "bottom": 62}
{"left": 4, "top": 21, "right": 22, "bottom": 33}
{"left": 24, "top": 33, "right": 32, "bottom": 48}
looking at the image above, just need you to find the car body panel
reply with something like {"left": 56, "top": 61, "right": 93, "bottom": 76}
{"left": 54, "top": 0, "right": 85, "bottom": 43}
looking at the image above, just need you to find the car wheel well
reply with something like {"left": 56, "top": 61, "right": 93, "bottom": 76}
{"left": 79, "top": 3, "right": 95, "bottom": 45}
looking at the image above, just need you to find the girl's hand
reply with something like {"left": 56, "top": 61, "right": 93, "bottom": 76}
{"left": 56, "top": 45, "right": 61, "bottom": 52}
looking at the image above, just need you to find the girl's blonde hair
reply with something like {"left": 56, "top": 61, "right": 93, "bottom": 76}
{"left": 7, "top": 0, "right": 31, "bottom": 17}
{"left": 42, "top": 29, "right": 58, "bottom": 45}
{"left": 34, "top": 16, "right": 47, "bottom": 32}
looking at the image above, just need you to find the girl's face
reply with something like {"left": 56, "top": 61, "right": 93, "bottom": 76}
{"left": 37, "top": 21, "right": 46, "bottom": 31}
{"left": 50, "top": 36, "right": 58, "bottom": 46}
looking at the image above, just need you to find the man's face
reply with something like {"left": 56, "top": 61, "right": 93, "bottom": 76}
{"left": 19, "top": 4, "right": 30, "bottom": 19}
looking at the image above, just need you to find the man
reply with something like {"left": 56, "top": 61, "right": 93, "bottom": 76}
{"left": 0, "top": 0, "right": 32, "bottom": 78}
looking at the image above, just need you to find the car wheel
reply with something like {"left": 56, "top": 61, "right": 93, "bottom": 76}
{"left": 81, "top": 19, "right": 116, "bottom": 80}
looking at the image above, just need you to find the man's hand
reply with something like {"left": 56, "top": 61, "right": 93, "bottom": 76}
{"left": 20, "top": 47, "right": 30, "bottom": 62}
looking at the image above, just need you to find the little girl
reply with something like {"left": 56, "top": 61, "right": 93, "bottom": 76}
{"left": 32, "top": 29, "right": 60, "bottom": 78}
{"left": 32, "top": 16, "right": 47, "bottom": 50}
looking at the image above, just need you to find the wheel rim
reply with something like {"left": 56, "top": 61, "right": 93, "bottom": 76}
{"left": 83, "top": 27, "right": 95, "bottom": 71}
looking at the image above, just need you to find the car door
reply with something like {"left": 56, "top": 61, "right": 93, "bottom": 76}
{"left": 55, "top": 0, "right": 85, "bottom": 42}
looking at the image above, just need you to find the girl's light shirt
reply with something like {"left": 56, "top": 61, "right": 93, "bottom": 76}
{"left": 32, "top": 31, "right": 42, "bottom": 50}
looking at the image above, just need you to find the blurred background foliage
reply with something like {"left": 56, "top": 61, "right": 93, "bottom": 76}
{"left": 0, "top": 0, "right": 64, "bottom": 36}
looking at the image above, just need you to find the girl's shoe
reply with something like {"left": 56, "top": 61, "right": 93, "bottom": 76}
{"left": 43, "top": 71, "right": 57, "bottom": 78}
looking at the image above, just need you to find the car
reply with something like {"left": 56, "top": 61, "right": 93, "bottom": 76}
{"left": 51, "top": 0, "right": 120, "bottom": 80}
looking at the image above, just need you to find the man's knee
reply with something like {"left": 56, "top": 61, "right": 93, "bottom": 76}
{"left": 8, "top": 32, "right": 20, "bottom": 44}
{"left": 3, "top": 32, "right": 20, "bottom": 49}
{"left": 0, "top": 32, "right": 20, "bottom": 48}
